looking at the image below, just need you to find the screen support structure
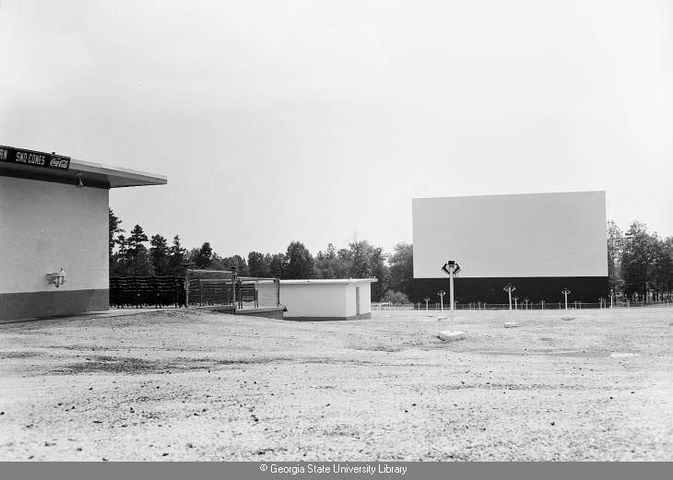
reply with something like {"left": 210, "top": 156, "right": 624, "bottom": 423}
{"left": 503, "top": 284, "right": 516, "bottom": 310}
{"left": 562, "top": 288, "right": 571, "bottom": 310}
{"left": 441, "top": 261, "right": 461, "bottom": 311}
{"left": 437, "top": 290, "right": 446, "bottom": 311}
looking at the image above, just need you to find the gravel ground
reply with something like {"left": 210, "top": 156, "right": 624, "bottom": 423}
{"left": 0, "top": 307, "right": 672, "bottom": 461}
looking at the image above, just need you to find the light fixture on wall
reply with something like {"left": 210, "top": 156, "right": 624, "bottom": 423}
{"left": 46, "top": 268, "right": 67, "bottom": 288}
{"left": 75, "top": 173, "right": 84, "bottom": 188}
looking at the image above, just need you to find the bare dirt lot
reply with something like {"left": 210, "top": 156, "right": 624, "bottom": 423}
{"left": 1, "top": 307, "right": 672, "bottom": 461}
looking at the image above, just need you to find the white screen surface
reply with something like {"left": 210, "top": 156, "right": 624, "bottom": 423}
{"left": 412, "top": 191, "right": 608, "bottom": 279}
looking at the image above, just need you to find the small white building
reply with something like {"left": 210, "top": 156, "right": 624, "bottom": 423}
{"left": 0, "top": 145, "right": 166, "bottom": 321}
{"left": 279, "top": 278, "right": 376, "bottom": 321}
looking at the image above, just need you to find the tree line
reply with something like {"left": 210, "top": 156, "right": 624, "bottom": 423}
{"left": 110, "top": 209, "right": 673, "bottom": 303}
{"left": 109, "top": 209, "right": 412, "bottom": 302}
{"left": 607, "top": 220, "right": 673, "bottom": 302}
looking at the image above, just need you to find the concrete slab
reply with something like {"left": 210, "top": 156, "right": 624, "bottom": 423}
{"left": 438, "top": 331, "right": 466, "bottom": 341}
{"left": 610, "top": 352, "right": 638, "bottom": 358}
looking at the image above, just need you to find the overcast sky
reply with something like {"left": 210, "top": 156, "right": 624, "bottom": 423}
{"left": 1, "top": 0, "right": 672, "bottom": 256}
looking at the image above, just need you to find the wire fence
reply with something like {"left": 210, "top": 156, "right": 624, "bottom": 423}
{"left": 237, "top": 277, "right": 281, "bottom": 309}
{"left": 185, "top": 270, "right": 280, "bottom": 309}
{"left": 373, "top": 299, "right": 673, "bottom": 311}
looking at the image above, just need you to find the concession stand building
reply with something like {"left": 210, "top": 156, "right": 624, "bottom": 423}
{"left": 0, "top": 145, "right": 166, "bottom": 321}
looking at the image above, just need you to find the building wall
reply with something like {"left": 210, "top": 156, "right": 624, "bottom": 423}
{"left": 0, "top": 177, "right": 109, "bottom": 320}
{"left": 280, "top": 281, "right": 374, "bottom": 320}
{"left": 344, "top": 283, "right": 372, "bottom": 318}
{"left": 280, "top": 283, "right": 348, "bottom": 319}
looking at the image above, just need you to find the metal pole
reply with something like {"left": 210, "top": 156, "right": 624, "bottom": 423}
{"left": 449, "top": 272, "right": 455, "bottom": 311}
{"left": 508, "top": 289, "right": 512, "bottom": 310}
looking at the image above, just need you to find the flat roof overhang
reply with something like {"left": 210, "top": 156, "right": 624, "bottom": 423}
{"left": 280, "top": 278, "right": 378, "bottom": 286}
{"left": 0, "top": 157, "right": 167, "bottom": 189}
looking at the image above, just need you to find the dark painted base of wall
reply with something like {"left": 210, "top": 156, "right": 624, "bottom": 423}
{"left": 284, "top": 312, "right": 372, "bottom": 322}
{"left": 235, "top": 307, "right": 285, "bottom": 320}
{"left": 413, "top": 277, "right": 609, "bottom": 304}
{"left": 0, "top": 289, "right": 109, "bottom": 321}
{"left": 198, "top": 305, "right": 286, "bottom": 320}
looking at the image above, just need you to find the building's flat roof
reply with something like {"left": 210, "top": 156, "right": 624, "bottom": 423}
{"left": 280, "top": 278, "right": 378, "bottom": 286}
{"left": 70, "top": 159, "right": 167, "bottom": 188}
{"left": 0, "top": 145, "right": 167, "bottom": 189}
{"left": 413, "top": 190, "right": 605, "bottom": 201}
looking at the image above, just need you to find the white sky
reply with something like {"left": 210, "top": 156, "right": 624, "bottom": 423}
{"left": 1, "top": 0, "right": 672, "bottom": 256}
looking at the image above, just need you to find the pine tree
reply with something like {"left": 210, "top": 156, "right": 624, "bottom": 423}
{"left": 125, "top": 225, "right": 153, "bottom": 276}
{"left": 108, "top": 208, "right": 124, "bottom": 257}
{"left": 194, "top": 242, "right": 213, "bottom": 269}
{"left": 167, "top": 235, "right": 187, "bottom": 274}
{"left": 150, "top": 234, "right": 170, "bottom": 275}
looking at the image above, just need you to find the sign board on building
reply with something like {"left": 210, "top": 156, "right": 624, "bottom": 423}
{"left": 0, "top": 145, "right": 70, "bottom": 171}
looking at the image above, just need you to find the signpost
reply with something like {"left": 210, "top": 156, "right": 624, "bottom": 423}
{"left": 0, "top": 145, "right": 70, "bottom": 171}
{"left": 437, "top": 290, "right": 446, "bottom": 311}
{"left": 503, "top": 284, "right": 516, "bottom": 310}
{"left": 561, "top": 288, "right": 571, "bottom": 310}
{"left": 441, "top": 260, "right": 461, "bottom": 311}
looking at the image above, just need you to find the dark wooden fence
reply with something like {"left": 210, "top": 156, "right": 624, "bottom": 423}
{"left": 110, "top": 276, "right": 186, "bottom": 308}
{"left": 110, "top": 272, "right": 277, "bottom": 309}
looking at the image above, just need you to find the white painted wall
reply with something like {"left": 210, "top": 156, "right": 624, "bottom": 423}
{"left": 280, "top": 283, "right": 348, "bottom": 318}
{"left": 0, "top": 177, "right": 109, "bottom": 293}
{"left": 344, "top": 283, "right": 372, "bottom": 317}
{"left": 413, "top": 191, "right": 608, "bottom": 278}
{"left": 280, "top": 280, "right": 375, "bottom": 319}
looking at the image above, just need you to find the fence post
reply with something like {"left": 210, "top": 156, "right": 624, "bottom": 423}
{"left": 184, "top": 269, "right": 191, "bottom": 307}
{"left": 231, "top": 268, "right": 237, "bottom": 310}
{"left": 276, "top": 279, "right": 280, "bottom": 307}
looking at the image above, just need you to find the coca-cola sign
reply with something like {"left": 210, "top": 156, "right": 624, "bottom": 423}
{"left": 0, "top": 145, "right": 70, "bottom": 171}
